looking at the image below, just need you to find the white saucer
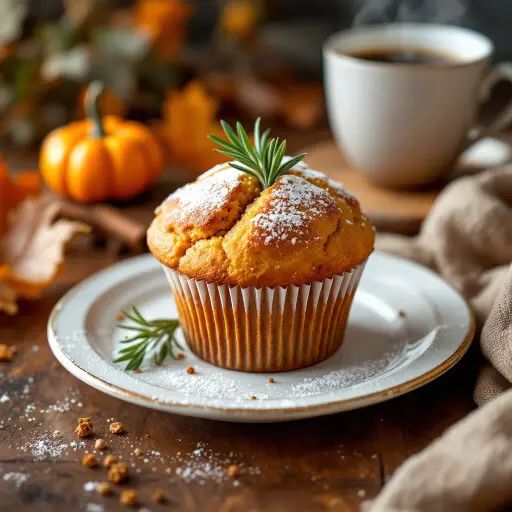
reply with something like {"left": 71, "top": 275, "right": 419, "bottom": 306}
{"left": 48, "top": 252, "right": 474, "bottom": 423}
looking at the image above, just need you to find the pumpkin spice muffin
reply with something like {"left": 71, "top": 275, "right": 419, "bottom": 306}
{"left": 147, "top": 119, "right": 374, "bottom": 372}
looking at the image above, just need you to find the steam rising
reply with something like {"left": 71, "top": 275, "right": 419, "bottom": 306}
{"left": 352, "top": 0, "right": 468, "bottom": 26}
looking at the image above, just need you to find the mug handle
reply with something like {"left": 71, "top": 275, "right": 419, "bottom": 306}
{"left": 462, "top": 62, "right": 512, "bottom": 152}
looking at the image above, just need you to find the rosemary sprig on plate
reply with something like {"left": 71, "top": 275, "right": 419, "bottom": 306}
{"left": 208, "top": 117, "right": 306, "bottom": 189}
{"left": 114, "top": 306, "right": 183, "bottom": 371}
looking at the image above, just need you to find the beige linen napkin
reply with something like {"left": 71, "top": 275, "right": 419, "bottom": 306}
{"left": 367, "top": 166, "right": 512, "bottom": 511}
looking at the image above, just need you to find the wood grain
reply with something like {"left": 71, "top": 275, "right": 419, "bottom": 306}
{"left": 0, "top": 143, "right": 477, "bottom": 512}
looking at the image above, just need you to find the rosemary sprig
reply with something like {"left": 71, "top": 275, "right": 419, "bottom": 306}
{"left": 114, "top": 306, "right": 183, "bottom": 371}
{"left": 208, "top": 117, "right": 306, "bottom": 189}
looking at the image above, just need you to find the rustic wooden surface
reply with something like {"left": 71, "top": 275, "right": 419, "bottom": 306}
{"left": 0, "top": 139, "right": 480, "bottom": 512}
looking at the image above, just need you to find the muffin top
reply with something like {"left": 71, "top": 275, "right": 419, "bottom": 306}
{"left": 147, "top": 158, "right": 374, "bottom": 287}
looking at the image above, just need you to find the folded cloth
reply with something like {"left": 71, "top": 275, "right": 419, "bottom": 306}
{"left": 377, "top": 166, "right": 512, "bottom": 402}
{"left": 367, "top": 166, "right": 512, "bottom": 511}
{"left": 366, "top": 388, "right": 512, "bottom": 512}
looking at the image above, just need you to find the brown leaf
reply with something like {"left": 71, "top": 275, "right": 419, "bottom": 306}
{"left": 0, "top": 156, "right": 41, "bottom": 237}
{"left": 0, "top": 198, "right": 88, "bottom": 313}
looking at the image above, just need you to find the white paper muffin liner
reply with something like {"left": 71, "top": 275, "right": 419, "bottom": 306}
{"left": 162, "top": 262, "right": 366, "bottom": 373}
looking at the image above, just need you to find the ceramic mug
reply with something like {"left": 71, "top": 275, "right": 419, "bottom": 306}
{"left": 323, "top": 23, "right": 512, "bottom": 187}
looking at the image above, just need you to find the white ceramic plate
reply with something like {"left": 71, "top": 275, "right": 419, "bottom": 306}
{"left": 48, "top": 252, "right": 474, "bottom": 423}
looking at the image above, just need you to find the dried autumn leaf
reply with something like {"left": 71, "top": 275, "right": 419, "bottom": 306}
{"left": 220, "top": 0, "right": 260, "bottom": 39}
{"left": 158, "top": 81, "right": 227, "bottom": 172}
{"left": 0, "top": 198, "right": 88, "bottom": 315}
{"left": 134, "top": 0, "right": 192, "bottom": 60}
{"left": 0, "top": 268, "right": 17, "bottom": 315}
{"left": 0, "top": 156, "right": 41, "bottom": 237}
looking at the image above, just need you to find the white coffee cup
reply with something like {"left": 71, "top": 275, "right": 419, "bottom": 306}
{"left": 323, "top": 23, "right": 512, "bottom": 187}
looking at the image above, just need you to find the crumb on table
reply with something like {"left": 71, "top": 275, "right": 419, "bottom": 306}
{"left": 0, "top": 344, "right": 16, "bottom": 362}
{"left": 268, "top": 377, "right": 275, "bottom": 383}
{"left": 103, "top": 455, "right": 117, "bottom": 468}
{"left": 187, "top": 366, "right": 195, "bottom": 374}
{"left": 227, "top": 464, "right": 241, "bottom": 478}
{"left": 109, "top": 422, "right": 125, "bottom": 434}
{"left": 97, "top": 482, "right": 113, "bottom": 496}
{"left": 120, "top": 489, "right": 137, "bottom": 507}
{"left": 75, "top": 418, "right": 93, "bottom": 437}
{"left": 152, "top": 488, "right": 167, "bottom": 503}
{"left": 95, "top": 438, "right": 106, "bottom": 450}
{"left": 108, "top": 462, "right": 130, "bottom": 483}
{"left": 82, "top": 453, "right": 98, "bottom": 468}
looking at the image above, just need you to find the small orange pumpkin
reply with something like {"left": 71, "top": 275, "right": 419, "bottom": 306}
{"left": 40, "top": 82, "right": 164, "bottom": 203}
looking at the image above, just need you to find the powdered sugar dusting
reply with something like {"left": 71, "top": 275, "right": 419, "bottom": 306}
{"left": 251, "top": 175, "right": 336, "bottom": 244}
{"left": 290, "top": 359, "right": 393, "bottom": 397}
{"left": 3, "top": 472, "right": 29, "bottom": 488}
{"left": 161, "top": 166, "right": 245, "bottom": 226}
{"left": 169, "top": 442, "right": 261, "bottom": 484}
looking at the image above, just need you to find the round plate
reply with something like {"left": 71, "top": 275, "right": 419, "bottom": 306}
{"left": 48, "top": 252, "right": 474, "bottom": 423}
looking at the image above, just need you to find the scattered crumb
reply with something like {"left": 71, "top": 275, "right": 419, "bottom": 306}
{"left": 116, "top": 313, "right": 124, "bottom": 321}
{"left": 134, "top": 369, "right": 142, "bottom": 374}
{"left": 187, "top": 367, "right": 195, "bottom": 375}
{"left": 151, "top": 489, "right": 167, "bottom": 504}
{"left": 0, "top": 394, "right": 10, "bottom": 403}
{"left": 95, "top": 439, "right": 106, "bottom": 450}
{"left": 75, "top": 418, "right": 93, "bottom": 438}
{"left": 109, "top": 422, "right": 125, "bottom": 435}
{"left": 97, "top": 482, "right": 113, "bottom": 496}
{"left": 108, "top": 462, "right": 130, "bottom": 483}
{"left": 177, "top": 353, "right": 185, "bottom": 359}
{"left": 398, "top": 310, "right": 406, "bottom": 318}
{"left": 134, "top": 448, "right": 143, "bottom": 456}
{"left": 83, "top": 454, "right": 98, "bottom": 468}
{"left": 120, "top": 490, "right": 137, "bottom": 507}
{"left": 227, "top": 465, "right": 240, "bottom": 478}
{"left": 0, "top": 344, "right": 15, "bottom": 362}
{"left": 268, "top": 377, "right": 275, "bottom": 383}
{"left": 250, "top": 395, "right": 257, "bottom": 400}
{"left": 358, "top": 489, "right": 367, "bottom": 498}
{"left": 103, "top": 455, "right": 117, "bottom": 468}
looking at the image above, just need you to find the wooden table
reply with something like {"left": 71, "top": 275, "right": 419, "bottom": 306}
{"left": 0, "top": 141, "right": 479, "bottom": 512}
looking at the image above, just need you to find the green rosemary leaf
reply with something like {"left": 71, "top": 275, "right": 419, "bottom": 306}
{"left": 236, "top": 121, "right": 259, "bottom": 164}
{"left": 277, "top": 153, "right": 307, "bottom": 175}
{"left": 209, "top": 119, "right": 306, "bottom": 188}
{"left": 227, "top": 162, "right": 262, "bottom": 181}
{"left": 118, "top": 341, "right": 146, "bottom": 354}
{"left": 115, "top": 306, "right": 182, "bottom": 371}
{"left": 253, "top": 117, "right": 261, "bottom": 154}
{"left": 220, "top": 120, "right": 242, "bottom": 147}
{"left": 154, "top": 341, "right": 168, "bottom": 366}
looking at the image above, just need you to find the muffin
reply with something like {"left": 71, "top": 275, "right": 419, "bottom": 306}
{"left": 147, "top": 121, "right": 374, "bottom": 372}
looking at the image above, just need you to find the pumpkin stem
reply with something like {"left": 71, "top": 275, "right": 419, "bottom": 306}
{"left": 85, "top": 81, "right": 106, "bottom": 138}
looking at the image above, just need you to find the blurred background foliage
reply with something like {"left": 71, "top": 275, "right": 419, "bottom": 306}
{"left": 2, "top": 0, "right": 511, "bottom": 171}
{"left": 0, "top": 0, "right": 326, "bottom": 170}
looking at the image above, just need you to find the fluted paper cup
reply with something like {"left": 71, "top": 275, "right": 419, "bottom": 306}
{"left": 162, "top": 263, "right": 366, "bottom": 373}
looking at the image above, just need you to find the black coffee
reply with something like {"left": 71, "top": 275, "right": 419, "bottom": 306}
{"left": 347, "top": 48, "right": 456, "bottom": 64}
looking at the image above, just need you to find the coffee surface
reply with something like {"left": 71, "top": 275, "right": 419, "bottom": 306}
{"left": 346, "top": 48, "right": 456, "bottom": 64}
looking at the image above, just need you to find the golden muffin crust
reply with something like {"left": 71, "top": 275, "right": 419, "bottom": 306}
{"left": 147, "top": 161, "right": 374, "bottom": 287}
